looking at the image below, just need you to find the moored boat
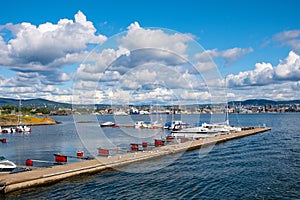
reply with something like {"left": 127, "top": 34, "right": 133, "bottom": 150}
{"left": 100, "top": 121, "right": 116, "bottom": 127}
{"left": 134, "top": 121, "right": 144, "bottom": 128}
{"left": 16, "top": 125, "right": 32, "bottom": 133}
{"left": 142, "top": 121, "right": 153, "bottom": 128}
{"left": 2, "top": 127, "right": 17, "bottom": 133}
{"left": 171, "top": 121, "right": 241, "bottom": 138}
{"left": 0, "top": 156, "right": 17, "bottom": 172}
{"left": 164, "top": 120, "right": 189, "bottom": 131}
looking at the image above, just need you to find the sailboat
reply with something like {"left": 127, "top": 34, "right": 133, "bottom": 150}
{"left": 171, "top": 79, "right": 241, "bottom": 138}
{"left": 171, "top": 105, "right": 241, "bottom": 138}
{"left": 15, "top": 98, "right": 31, "bottom": 133}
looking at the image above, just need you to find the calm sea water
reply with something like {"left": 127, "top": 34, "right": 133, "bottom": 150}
{"left": 1, "top": 113, "right": 299, "bottom": 199}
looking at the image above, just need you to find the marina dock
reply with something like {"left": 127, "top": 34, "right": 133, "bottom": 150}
{"left": 0, "top": 127, "right": 271, "bottom": 194}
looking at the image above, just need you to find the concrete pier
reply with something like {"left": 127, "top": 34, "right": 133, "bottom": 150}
{"left": 0, "top": 127, "right": 271, "bottom": 194}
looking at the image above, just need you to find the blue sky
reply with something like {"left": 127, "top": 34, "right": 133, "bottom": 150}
{"left": 0, "top": 0, "right": 300, "bottom": 104}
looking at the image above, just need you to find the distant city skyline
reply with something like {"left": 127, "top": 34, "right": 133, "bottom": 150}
{"left": 0, "top": 0, "right": 300, "bottom": 104}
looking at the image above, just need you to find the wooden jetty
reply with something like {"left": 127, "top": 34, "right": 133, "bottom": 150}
{"left": 0, "top": 127, "right": 271, "bottom": 194}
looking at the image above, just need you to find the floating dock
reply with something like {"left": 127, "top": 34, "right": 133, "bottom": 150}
{"left": 0, "top": 127, "right": 271, "bottom": 194}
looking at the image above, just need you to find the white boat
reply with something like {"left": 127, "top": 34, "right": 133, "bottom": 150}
{"left": 172, "top": 80, "right": 241, "bottom": 138}
{"left": 139, "top": 110, "right": 150, "bottom": 115}
{"left": 2, "top": 127, "right": 17, "bottom": 133}
{"left": 134, "top": 121, "right": 162, "bottom": 129}
{"left": 171, "top": 132, "right": 216, "bottom": 139}
{"left": 141, "top": 121, "right": 152, "bottom": 129}
{"left": 2, "top": 125, "right": 31, "bottom": 133}
{"left": 0, "top": 156, "right": 17, "bottom": 172}
{"left": 24, "top": 125, "right": 31, "bottom": 132}
{"left": 172, "top": 120, "right": 241, "bottom": 138}
{"left": 172, "top": 99, "right": 241, "bottom": 139}
{"left": 4, "top": 98, "right": 32, "bottom": 133}
{"left": 15, "top": 125, "right": 31, "bottom": 133}
{"left": 134, "top": 121, "right": 145, "bottom": 128}
{"left": 2, "top": 127, "right": 12, "bottom": 133}
{"left": 100, "top": 121, "right": 116, "bottom": 127}
{"left": 164, "top": 120, "right": 189, "bottom": 130}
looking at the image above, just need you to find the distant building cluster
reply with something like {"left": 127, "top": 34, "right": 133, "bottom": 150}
{"left": 1, "top": 102, "right": 299, "bottom": 116}
{"left": 49, "top": 108, "right": 72, "bottom": 115}
{"left": 91, "top": 103, "right": 300, "bottom": 115}
{"left": 228, "top": 104, "right": 300, "bottom": 113}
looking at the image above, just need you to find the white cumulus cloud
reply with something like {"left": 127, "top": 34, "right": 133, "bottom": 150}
{"left": 121, "top": 22, "right": 194, "bottom": 57}
{"left": 0, "top": 10, "right": 106, "bottom": 84}
{"left": 275, "top": 51, "right": 300, "bottom": 80}
{"left": 227, "top": 51, "right": 300, "bottom": 87}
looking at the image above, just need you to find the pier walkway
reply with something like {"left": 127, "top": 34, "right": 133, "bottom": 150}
{"left": 0, "top": 127, "right": 271, "bottom": 194}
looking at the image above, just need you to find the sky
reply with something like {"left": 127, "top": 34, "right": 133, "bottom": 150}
{"left": 0, "top": 0, "right": 300, "bottom": 105}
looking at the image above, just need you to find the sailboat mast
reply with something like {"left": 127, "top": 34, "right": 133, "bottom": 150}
{"left": 225, "top": 76, "right": 229, "bottom": 125}
{"left": 18, "top": 98, "right": 21, "bottom": 124}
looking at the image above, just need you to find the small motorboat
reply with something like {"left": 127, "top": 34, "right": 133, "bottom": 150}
{"left": 142, "top": 121, "right": 153, "bottom": 129}
{"left": 2, "top": 127, "right": 16, "bottom": 133}
{"left": 164, "top": 120, "right": 189, "bottom": 131}
{"left": 16, "top": 125, "right": 32, "bottom": 133}
{"left": 100, "top": 121, "right": 116, "bottom": 127}
{"left": 0, "top": 156, "right": 17, "bottom": 172}
{"left": 134, "top": 121, "right": 144, "bottom": 128}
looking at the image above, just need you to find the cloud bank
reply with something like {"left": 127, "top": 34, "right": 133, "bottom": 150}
{"left": 1, "top": 11, "right": 299, "bottom": 103}
{"left": 0, "top": 11, "right": 106, "bottom": 84}
{"left": 0, "top": 11, "right": 106, "bottom": 101}
{"left": 227, "top": 51, "right": 300, "bottom": 87}
{"left": 226, "top": 51, "right": 300, "bottom": 101}
{"left": 73, "top": 22, "right": 219, "bottom": 105}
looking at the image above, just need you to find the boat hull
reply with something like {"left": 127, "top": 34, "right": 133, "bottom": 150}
{"left": 172, "top": 133, "right": 215, "bottom": 139}
{"left": 0, "top": 167, "right": 15, "bottom": 172}
{"left": 0, "top": 157, "right": 17, "bottom": 173}
{"left": 100, "top": 122, "right": 116, "bottom": 127}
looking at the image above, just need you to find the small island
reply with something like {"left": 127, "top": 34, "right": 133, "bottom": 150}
{"left": 0, "top": 115, "right": 57, "bottom": 127}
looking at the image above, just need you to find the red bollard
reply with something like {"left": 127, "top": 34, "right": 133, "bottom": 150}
{"left": 142, "top": 142, "right": 148, "bottom": 148}
{"left": 131, "top": 143, "right": 139, "bottom": 151}
{"left": 77, "top": 151, "right": 84, "bottom": 157}
{"left": 154, "top": 139, "right": 165, "bottom": 147}
{"left": 98, "top": 148, "right": 109, "bottom": 156}
{"left": 26, "top": 159, "right": 33, "bottom": 166}
{"left": 166, "top": 136, "right": 175, "bottom": 142}
{"left": 55, "top": 154, "right": 67, "bottom": 162}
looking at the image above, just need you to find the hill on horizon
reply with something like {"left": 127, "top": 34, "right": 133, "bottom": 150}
{"left": 0, "top": 98, "right": 71, "bottom": 110}
{"left": 228, "top": 99, "right": 300, "bottom": 106}
{"left": 0, "top": 97, "right": 299, "bottom": 109}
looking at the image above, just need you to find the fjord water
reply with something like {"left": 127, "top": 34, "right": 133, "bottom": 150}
{"left": 1, "top": 113, "right": 299, "bottom": 199}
